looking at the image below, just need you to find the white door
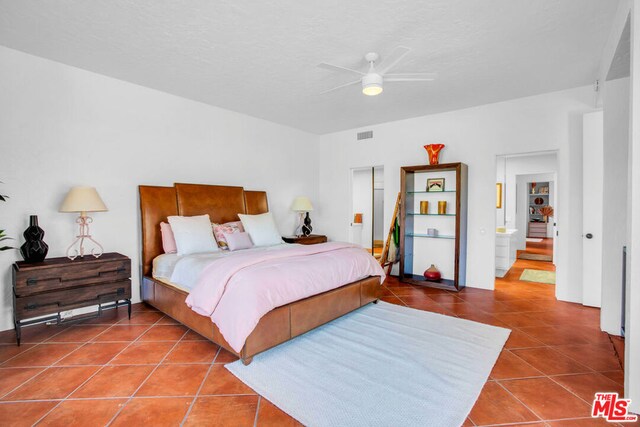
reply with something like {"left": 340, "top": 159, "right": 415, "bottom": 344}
{"left": 582, "top": 111, "right": 604, "bottom": 307}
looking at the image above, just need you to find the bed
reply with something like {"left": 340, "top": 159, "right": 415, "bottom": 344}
{"left": 139, "top": 183, "right": 383, "bottom": 364}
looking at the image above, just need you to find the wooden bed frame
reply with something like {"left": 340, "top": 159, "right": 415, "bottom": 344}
{"left": 139, "top": 183, "right": 381, "bottom": 364}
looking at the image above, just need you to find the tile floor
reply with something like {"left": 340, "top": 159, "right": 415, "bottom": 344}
{"left": 0, "top": 239, "right": 635, "bottom": 426}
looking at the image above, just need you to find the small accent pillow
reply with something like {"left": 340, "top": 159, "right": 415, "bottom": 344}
{"left": 160, "top": 222, "right": 177, "bottom": 254}
{"left": 224, "top": 232, "right": 254, "bottom": 251}
{"left": 238, "top": 212, "right": 283, "bottom": 247}
{"left": 167, "top": 214, "right": 219, "bottom": 256}
{"left": 212, "top": 221, "right": 245, "bottom": 250}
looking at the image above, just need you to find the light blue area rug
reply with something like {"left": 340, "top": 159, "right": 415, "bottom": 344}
{"left": 226, "top": 301, "right": 510, "bottom": 427}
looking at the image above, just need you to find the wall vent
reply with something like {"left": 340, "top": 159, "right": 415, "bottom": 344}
{"left": 357, "top": 130, "right": 373, "bottom": 141}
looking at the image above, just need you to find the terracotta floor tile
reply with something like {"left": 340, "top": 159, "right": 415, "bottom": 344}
{"left": 256, "top": 399, "right": 302, "bottom": 426}
{"left": 493, "top": 312, "right": 552, "bottom": 328}
{"left": 436, "top": 302, "right": 479, "bottom": 317}
{"left": 511, "top": 347, "right": 592, "bottom": 375}
{"left": 110, "top": 397, "right": 192, "bottom": 427}
{"left": 131, "top": 303, "right": 158, "bottom": 312}
{"left": 164, "top": 340, "right": 219, "bottom": 364}
{"left": 184, "top": 395, "right": 258, "bottom": 426}
{"left": 547, "top": 418, "right": 615, "bottom": 426}
{"left": 553, "top": 344, "right": 622, "bottom": 372}
{"left": 4, "top": 366, "right": 99, "bottom": 400}
{"left": 379, "top": 295, "right": 405, "bottom": 306}
{"left": 469, "top": 381, "right": 539, "bottom": 425}
{"left": 109, "top": 341, "right": 175, "bottom": 365}
{"left": 457, "top": 312, "right": 509, "bottom": 328}
{"left": 490, "top": 350, "right": 544, "bottom": 380}
{"left": 0, "top": 344, "right": 35, "bottom": 364}
{"left": 426, "top": 293, "right": 465, "bottom": 304}
{"left": 181, "top": 330, "right": 208, "bottom": 341}
{"left": 136, "top": 364, "right": 209, "bottom": 396}
{"left": 200, "top": 365, "right": 255, "bottom": 395}
{"left": 215, "top": 348, "right": 240, "bottom": 363}
{"left": 0, "top": 401, "right": 58, "bottom": 426}
{"left": 117, "top": 310, "right": 165, "bottom": 325}
{"left": 55, "top": 342, "right": 128, "bottom": 365}
{"left": 92, "top": 325, "right": 150, "bottom": 342}
{"left": 504, "top": 329, "right": 546, "bottom": 349}
{"left": 501, "top": 377, "right": 592, "bottom": 419}
{"left": 72, "top": 365, "right": 154, "bottom": 398}
{"left": 138, "top": 325, "right": 188, "bottom": 341}
{"left": 0, "top": 324, "right": 67, "bottom": 344}
{"left": 519, "top": 326, "right": 591, "bottom": 346}
{"left": 0, "top": 367, "right": 45, "bottom": 397}
{"left": 599, "top": 370, "right": 625, "bottom": 386}
{"left": 551, "top": 373, "right": 624, "bottom": 402}
{"left": 45, "top": 325, "right": 109, "bottom": 343}
{"left": 38, "top": 398, "right": 126, "bottom": 426}
{"left": 2, "top": 343, "right": 81, "bottom": 367}
{"left": 156, "top": 315, "right": 180, "bottom": 325}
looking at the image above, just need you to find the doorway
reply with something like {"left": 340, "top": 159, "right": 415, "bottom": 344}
{"left": 350, "top": 166, "right": 384, "bottom": 258}
{"left": 495, "top": 152, "right": 558, "bottom": 289}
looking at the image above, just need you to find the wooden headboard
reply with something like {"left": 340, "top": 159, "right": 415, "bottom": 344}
{"left": 139, "top": 183, "right": 269, "bottom": 276}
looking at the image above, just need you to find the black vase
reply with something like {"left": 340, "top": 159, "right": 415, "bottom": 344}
{"left": 302, "top": 212, "right": 313, "bottom": 237}
{"left": 20, "top": 215, "right": 49, "bottom": 263}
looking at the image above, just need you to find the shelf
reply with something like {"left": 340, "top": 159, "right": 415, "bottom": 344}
{"left": 406, "top": 233, "right": 455, "bottom": 239}
{"left": 404, "top": 275, "right": 457, "bottom": 290}
{"left": 408, "top": 213, "right": 456, "bottom": 216}
{"left": 407, "top": 190, "right": 456, "bottom": 194}
{"left": 529, "top": 193, "right": 549, "bottom": 196}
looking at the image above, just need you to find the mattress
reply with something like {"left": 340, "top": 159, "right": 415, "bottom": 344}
{"left": 152, "top": 243, "right": 292, "bottom": 291}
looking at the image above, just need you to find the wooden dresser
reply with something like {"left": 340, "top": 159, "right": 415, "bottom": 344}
{"left": 12, "top": 252, "right": 131, "bottom": 344}
{"left": 528, "top": 222, "right": 547, "bottom": 238}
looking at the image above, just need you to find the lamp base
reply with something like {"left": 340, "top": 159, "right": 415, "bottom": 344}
{"left": 302, "top": 212, "right": 313, "bottom": 237}
{"left": 66, "top": 214, "right": 104, "bottom": 260}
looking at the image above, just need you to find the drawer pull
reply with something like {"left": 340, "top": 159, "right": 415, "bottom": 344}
{"left": 99, "top": 267, "right": 127, "bottom": 277}
{"left": 26, "top": 278, "right": 38, "bottom": 286}
{"left": 117, "top": 287, "right": 125, "bottom": 295}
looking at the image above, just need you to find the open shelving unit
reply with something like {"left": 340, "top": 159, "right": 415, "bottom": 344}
{"left": 399, "top": 162, "right": 468, "bottom": 291}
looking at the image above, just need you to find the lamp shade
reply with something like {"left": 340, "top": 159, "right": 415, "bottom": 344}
{"left": 291, "top": 196, "right": 313, "bottom": 212}
{"left": 59, "top": 186, "right": 108, "bottom": 213}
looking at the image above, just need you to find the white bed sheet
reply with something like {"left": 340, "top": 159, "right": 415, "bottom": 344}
{"left": 152, "top": 243, "right": 292, "bottom": 291}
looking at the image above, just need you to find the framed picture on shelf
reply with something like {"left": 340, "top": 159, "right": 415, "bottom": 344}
{"left": 426, "top": 178, "right": 445, "bottom": 192}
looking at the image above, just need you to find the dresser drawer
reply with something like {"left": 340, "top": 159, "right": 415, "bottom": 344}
{"left": 14, "top": 279, "right": 131, "bottom": 319}
{"left": 14, "top": 258, "right": 131, "bottom": 296}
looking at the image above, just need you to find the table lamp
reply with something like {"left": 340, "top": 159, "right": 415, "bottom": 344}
{"left": 291, "top": 196, "right": 314, "bottom": 237}
{"left": 59, "top": 186, "right": 108, "bottom": 260}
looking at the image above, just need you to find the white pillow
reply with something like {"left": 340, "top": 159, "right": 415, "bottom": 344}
{"left": 238, "top": 212, "right": 283, "bottom": 247}
{"left": 167, "top": 214, "right": 219, "bottom": 256}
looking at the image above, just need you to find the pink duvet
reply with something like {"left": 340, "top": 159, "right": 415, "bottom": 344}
{"left": 185, "top": 242, "right": 385, "bottom": 352}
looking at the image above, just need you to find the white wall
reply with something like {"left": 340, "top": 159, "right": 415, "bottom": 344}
{"left": 601, "top": 80, "right": 629, "bottom": 332}
{"left": 0, "top": 46, "right": 319, "bottom": 332}
{"left": 317, "top": 86, "right": 595, "bottom": 300}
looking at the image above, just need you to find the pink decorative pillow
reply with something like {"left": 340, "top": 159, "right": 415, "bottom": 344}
{"left": 224, "top": 232, "right": 254, "bottom": 251}
{"left": 212, "top": 221, "right": 245, "bottom": 250}
{"left": 160, "top": 222, "right": 177, "bottom": 254}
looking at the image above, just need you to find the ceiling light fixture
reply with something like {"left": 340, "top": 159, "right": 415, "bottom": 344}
{"left": 362, "top": 73, "right": 384, "bottom": 96}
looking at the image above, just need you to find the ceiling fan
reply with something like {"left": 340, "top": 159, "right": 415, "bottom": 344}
{"left": 318, "top": 46, "right": 437, "bottom": 96}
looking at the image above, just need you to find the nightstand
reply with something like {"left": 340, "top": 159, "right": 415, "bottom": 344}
{"left": 12, "top": 252, "right": 131, "bottom": 345}
{"left": 282, "top": 235, "right": 328, "bottom": 245}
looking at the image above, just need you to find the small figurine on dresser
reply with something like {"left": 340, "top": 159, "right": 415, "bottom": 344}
{"left": 20, "top": 215, "right": 48, "bottom": 263}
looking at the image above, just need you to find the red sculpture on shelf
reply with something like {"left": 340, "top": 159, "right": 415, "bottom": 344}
{"left": 424, "top": 264, "right": 442, "bottom": 281}
{"left": 424, "top": 144, "right": 445, "bottom": 165}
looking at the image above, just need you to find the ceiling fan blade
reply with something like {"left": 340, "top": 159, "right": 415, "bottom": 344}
{"left": 319, "top": 80, "right": 361, "bottom": 95}
{"left": 317, "top": 62, "right": 364, "bottom": 75}
{"left": 385, "top": 77, "right": 436, "bottom": 82}
{"left": 385, "top": 72, "right": 438, "bottom": 80}
{"left": 378, "top": 46, "right": 411, "bottom": 74}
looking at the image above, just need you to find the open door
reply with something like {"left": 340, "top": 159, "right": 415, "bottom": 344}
{"left": 582, "top": 111, "right": 604, "bottom": 308}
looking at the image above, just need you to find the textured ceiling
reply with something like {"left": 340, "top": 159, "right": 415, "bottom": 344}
{"left": 0, "top": 0, "right": 618, "bottom": 134}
